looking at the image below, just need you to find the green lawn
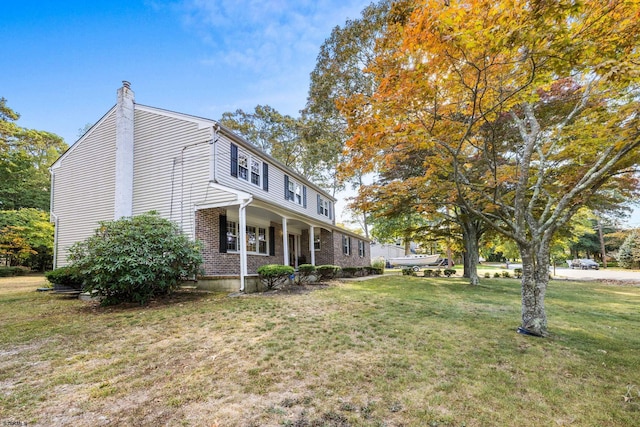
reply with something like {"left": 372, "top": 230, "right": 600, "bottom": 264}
{"left": 0, "top": 274, "right": 638, "bottom": 426}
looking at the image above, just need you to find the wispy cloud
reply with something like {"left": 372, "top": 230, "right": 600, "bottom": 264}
{"left": 173, "top": 0, "right": 369, "bottom": 111}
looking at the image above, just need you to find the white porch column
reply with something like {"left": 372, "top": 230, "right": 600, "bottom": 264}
{"left": 309, "top": 225, "right": 315, "bottom": 266}
{"left": 239, "top": 202, "right": 248, "bottom": 291}
{"left": 282, "top": 217, "right": 289, "bottom": 266}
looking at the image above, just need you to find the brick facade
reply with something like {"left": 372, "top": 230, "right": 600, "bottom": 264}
{"left": 314, "top": 228, "right": 335, "bottom": 266}
{"left": 196, "top": 209, "right": 287, "bottom": 275}
{"left": 331, "top": 231, "right": 371, "bottom": 268}
{"left": 195, "top": 208, "right": 371, "bottom": 276}
{"left": 195, "top": 208, "right": 239, "bottom": 276}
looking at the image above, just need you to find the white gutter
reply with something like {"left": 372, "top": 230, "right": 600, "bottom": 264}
{"left": 209, "top": 124, "right": 220, "bottom": 183}
{"left": 49, "top": 169, "right": 59, "bottom": 269}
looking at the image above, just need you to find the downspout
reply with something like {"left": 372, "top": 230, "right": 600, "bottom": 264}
{"left": 209, "top": 123, "right": 220, "bottom": 184}
{"left": 49, "top": 168, "right": 59, "bottom": 269}
{"left": 51, "top": 213, "right": 59, "bottom": 269}
{"left": 238, "top": 196, "right": 253, "bottom": 292}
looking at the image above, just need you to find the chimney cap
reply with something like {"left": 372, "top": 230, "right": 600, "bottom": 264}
{"left": 122, "top": 80, "right": 131, "bottom": 89}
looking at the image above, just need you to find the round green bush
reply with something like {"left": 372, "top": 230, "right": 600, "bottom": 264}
{"left": 295, "top": 264, "right": 316, "bottom": 285}
{"left": 68, "top": 212, "right": 202, "bottom": 305}
{"left": 45, "top": 266, "right": 84, "bottom": 289}
{"left": 257, "top": 264, "right": 295, "bottom": 289}
{"left": 316, "top": 265, "right": 341, "bottom": 281}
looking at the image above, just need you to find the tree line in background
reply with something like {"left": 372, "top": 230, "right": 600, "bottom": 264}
{"left": 0, "top": 98, "right": 67, "bottom": 270}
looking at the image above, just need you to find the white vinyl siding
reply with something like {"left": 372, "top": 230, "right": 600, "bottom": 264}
{"left": 132, "top": 109, "right": 213, "bottom": 238}
{"left": 51, "top": 111, "right": 118, "bottom": 266}
{"left": 215, "top": 137, "right": 335, "bottom": 225}
{"left": 51, "top": 102, "right": 341, "bottom": 268}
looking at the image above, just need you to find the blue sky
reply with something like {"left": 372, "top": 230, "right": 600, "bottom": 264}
{"left": 2, "top": 0, "right": 639, "bottom": 227}
{"left": 2, "top": 0, "right": 369, "bottom": 144}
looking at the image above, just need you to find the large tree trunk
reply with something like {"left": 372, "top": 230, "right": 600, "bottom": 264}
{"left": 461, "top": 220, "right": 480, "bottom": 285}
{"left": 597, "top": 219, "right": 607, "bottom": 268}
{"left": 518, "top": 243, "right": 549, "bottom": 337}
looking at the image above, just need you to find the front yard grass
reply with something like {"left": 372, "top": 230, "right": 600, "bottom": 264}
{"left": 0, "top": 274, "right": 638, "bottom": 426}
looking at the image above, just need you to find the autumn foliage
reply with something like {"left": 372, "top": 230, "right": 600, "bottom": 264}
{"left": 339, "top": 0, "right": 640, "bottom": 336}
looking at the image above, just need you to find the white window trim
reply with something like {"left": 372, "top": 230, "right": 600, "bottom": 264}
{"left": 227, "top": 220, "right": 238, "bottom": 252}
{"left": 318, "top": 196, "right": 331, "bottom": 217}
{"left": 237, "top": 148, "right": 262, "bottom": 188}
{"left": 225, "top": 219, "right": 270, "bottom": 256}
{"left": 343, "top": 235, "right": 351, "bottom": 256}
{"left": 314, "top": 229, "right": 321, "bottom": 251}
{"left": 288, "top": 178, "right": 303, "bottom": 206}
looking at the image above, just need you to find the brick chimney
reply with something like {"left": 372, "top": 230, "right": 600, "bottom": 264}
{"left": 114, "top": 81, "right": 134, "bottom": 219}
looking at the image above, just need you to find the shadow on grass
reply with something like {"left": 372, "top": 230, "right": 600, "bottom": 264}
{"left": 76, "top": 289, "right": 222, "bottom": 314}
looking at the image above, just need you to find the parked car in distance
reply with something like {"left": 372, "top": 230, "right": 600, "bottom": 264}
{"left": 569, "top": 258, "right": 600, "bottom": 270}
{"left": 432, "top": 258, "right": 454, "bottom": 267}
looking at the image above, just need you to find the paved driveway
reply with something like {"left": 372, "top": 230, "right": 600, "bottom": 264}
{"left": 551, "top": 266, "right": 640, "bottom": 283}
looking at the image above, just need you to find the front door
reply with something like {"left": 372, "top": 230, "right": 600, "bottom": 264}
{"left": 289, "top": 234, "right": 297, "bottom": 268}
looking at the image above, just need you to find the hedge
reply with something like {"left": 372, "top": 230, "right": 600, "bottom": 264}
{"left": 0, "top": 267, "right": 30, "bottom": 277}
{"left": 45, "top": 266, "right": 84, "bottom": 290}
{"left": 316, "top": 265, "right": 341, "bottom": 281}
{"left": 257, "top": 264, "right": 295, "bottom": 289}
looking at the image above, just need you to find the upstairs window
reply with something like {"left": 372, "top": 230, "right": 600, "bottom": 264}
{"left": 295, "top": 183, "right": 302, "bottom": 205}
{"left": 251, "top": 158, "right": 261, "bottom": 185}
{"left": 318, "top": 196, "right": 332, "bottom": 219}
{"left": 230, "top": 143, "right": 267, "bottom": 190}
{"left": 287, "top": 179, "right": 295, "bottom": 201}
{"left": 285, "top": 175, "right": 306, "bottom": 207}
{"left": 238, "top": 151, "right": 249, "bottom": 180}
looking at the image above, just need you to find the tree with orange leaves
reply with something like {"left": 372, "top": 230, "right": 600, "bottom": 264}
{"left": 339, "top": 0, "right": 640, "bottom": 336}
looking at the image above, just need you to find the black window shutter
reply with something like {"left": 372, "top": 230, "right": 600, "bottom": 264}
{"left": 329, "top": 202, "right": 333, "bottom": 220}
{"left": 348, "top": 237, "right": 352, "bottom": 255}
{"left": 230, "top": 144, "right": 238, "bottom": 177}
{"left": 269, "top": 226, "right": 275, "bottom": 256}
{"left": 263, "top": 163, "right": 269, "bottom": 191}
{"left": 284, "top": 175, "right": 289, "bottom": 200}
{"left": 317, "top": 195, "right": 322, "bottom": 214}
{"left": 303, "top": 186, "right": 307, "bottom": 208}
{"left": 219, "top": 215, "right": 228, "bottom": 253}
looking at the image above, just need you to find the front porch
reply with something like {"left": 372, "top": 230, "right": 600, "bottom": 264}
{"left": 194, "top": 203, "right": 335, "bottom": 292}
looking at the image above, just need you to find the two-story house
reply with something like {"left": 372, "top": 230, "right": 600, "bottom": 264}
{"left": 50, "top": 82, "right": 370, "bottom": 292}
